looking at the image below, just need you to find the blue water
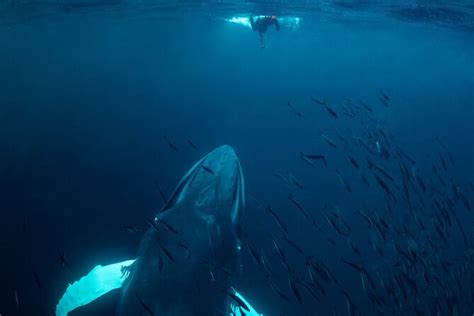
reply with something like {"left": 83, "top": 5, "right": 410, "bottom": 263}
{"left": 1, "top": 1, "right": 473, "bottom": 315}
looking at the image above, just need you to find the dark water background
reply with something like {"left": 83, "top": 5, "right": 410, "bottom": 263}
{"left": 0, "top": 1, "right": 473, "bottom": 315}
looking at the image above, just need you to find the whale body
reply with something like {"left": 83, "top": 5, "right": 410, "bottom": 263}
{"left": 55, "top": 145, "right": 261, "bottom": 316}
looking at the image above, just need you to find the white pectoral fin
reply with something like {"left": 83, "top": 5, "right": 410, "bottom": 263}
{"left": 230, "top": 290, "right": 263, "bottom": 316}
{"left": 55, "top": 258, "right": 137, "bottom": 316}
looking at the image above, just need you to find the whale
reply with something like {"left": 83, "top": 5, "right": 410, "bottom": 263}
{"left": 55, "top": 145, "right": 261, "bottom": 316}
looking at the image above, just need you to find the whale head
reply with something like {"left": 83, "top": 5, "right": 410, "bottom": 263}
{"left": 161, "top": 144, "right": 245, "bottom": 231}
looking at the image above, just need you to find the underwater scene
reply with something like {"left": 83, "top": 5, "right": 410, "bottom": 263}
{"left": 0, "top": 0, "right": 473, "bottom": 315}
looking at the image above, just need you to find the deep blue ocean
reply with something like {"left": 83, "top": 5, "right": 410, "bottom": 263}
{"left": 1, "top": 1, "right": 473, "bottom": 315}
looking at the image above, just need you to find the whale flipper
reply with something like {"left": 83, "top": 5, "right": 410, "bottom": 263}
{"left": 55, "top": 259, "right": 136, "bottom": 316}
{"left": 230, "top": 290, "right": 263, "bottom": 316}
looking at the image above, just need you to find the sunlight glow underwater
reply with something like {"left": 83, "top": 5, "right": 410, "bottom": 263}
{"left": 226, "top": 15, "right": 302, "bottom": 30}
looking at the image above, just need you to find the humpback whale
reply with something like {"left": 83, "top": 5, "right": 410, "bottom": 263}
{"left": 55, "top": 145, "right": 261, "bottom": 316}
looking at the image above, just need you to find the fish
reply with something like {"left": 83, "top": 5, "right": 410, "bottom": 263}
{"left": 347, "top": 238, "right": 361, "bottom": 257}
{"left": 354, "top": 137, "right": 377, "bottom": 156}
{"left": 340, "top": 257, "right": 364, "bottom": 273}
{"left": 284, "top": 236, "right": 304, "bottom": 255}
{"left": 347, "top": 154, "right": 359, "bottom": 169}
{"left": 265, "top": 205, "right": 289, "bottom": 234}
{"left": 369, "top": 230, "right": 384, "bottom": 257}
{"left": 372, "top": 218, "right": 388, "bottom": 242}
{"left": 397, "top": 148, "right": 416, "bottom": 165}
{"left": 341, "top": 258, "right": 376, "bottom": 291}
{"left": 309, "top": 260, "right": 330, "bottom": 285}
{"left": 59, "top": 250, "right": 69, "bottom": 268}
{"left": 288, "top": 275, "right": 303, "bottom": 304}
{"left": 311, "top": 97, "right": 339, "bottom": 118}
{"left": 33, "top": 270, "right": 41, "bottom": 290}
{"left": 260, "top": 251, "right": 273, "bottom": 276}
{"left": 247, "top": 193, "right": 263, "bottom": 208}
{"left": 325, "top": 105, "right": 340, "bottom": 118}
{"left": 336, "top": 169, "right": 352, "bottom": 193}
{"left": 177, "top": 241, "right": 191, "bottom": 260}
{"left": 360, "top": 272, "right": 369, "bottom": 298}
{"left": 288, "top": 173, "right": 305, "bottom": 189}
{"left": 146, "top": 217, "right": 160, "bottom": 231}
{"left": 163, "top": 136, "right": 179, "bottom": 151}
{"left": 124, "top": 225, "right": 139, "bottom": 233}
{"left": 341, "top": 105, "right": 357, "bottom": 118}
{"left": 267, "top": 276, "right": 289, "bottom": 302}
{"left": 155, "top": 217, "right": 179, "bottom": 234}
{"left": 367, "top": 159, "right": 394, "bottom": 182}
{"left": 360, "top": 173, "right": 370, "bottom": 187}
{"left": 321, "top": 134, "right": 338, "bottom": 148}
{"left": 377, "top": 89, "right": 390, "bottom": 106}
{"left": 357, "top": 209, "right": 372, "bottom": 226}
{"left": 415, "top": 174, "right": 426, "bottom": 192}
{"left": 245, "top": 239, "right": 261, "bottom": 265}
{"left": 157, "top": 254, "right": 165, "bottom": 273}
{"left": 435, "top": 137, "right": 455, "bottom": 166}
{"left": 312, "top": 277, "right": 327, "bottom": 296}
{"left": 358, "top": 99, "right": 373, "bottom": 112}
{"left": 378, "top": 89, "right": 390, "bottom": 101}
{"left": 342, "top": 290, "right": 359, "bottom": 316}
{"left": 155, "top": 181, "right": 168, "bottom": 203}
{"left": 306, "top": 258, "right": 317, "bottom": 283}
{"left": 288, "top": 193, "right": 311, "bottom": 221}
{"left": 271, "top": 237, "right": 286, "bottom": 262}
{"left": 372, "top": 171, "right": 394, "bottom": 198}
{"left": 376, "top": 141, "right": 382, "bottom": 154}
{"left": 185, "top": 138, "right": 198, "bottom": 149}
{"left": 273, "top": 172, "right": 290, "bottom": 186}
{"left": 319, "top": 262, "right": 338, "bottom": 285}
{"left": 322, "top": 207, "right": 351, "bottom": 237}
{"left": 201, "top": 165, "right": 215, "bottom": 175}
{"left": 13, "top": 289, "right": 19, "bottom": 310}
{"left": 136, "top": 295, "right": 154, "bottom": 316}
{"left": 299, "top": 153, "right": 315, "bottom": 166}
{"left": 438, "top": 152, "right": 447, "bottom": 172}
{"left": 310, "top": 96, "right": 326, "bottom": 105}
{"left": 158, "top": 242, "right": 174, "bottom": 262}
{"left": 454, "top": 186, "right": 471, "bottom": 211}
{"left": 300, "top": 152, "right": 328, "bottom": 168}
{"left": 287, "top": 101, "right": 302, "bottom": 118}
{"left": 432, "top": 165, "right": 446, "bottom": 187}
{"left": 300, "top": 280, "right": 321, "bottom": 302}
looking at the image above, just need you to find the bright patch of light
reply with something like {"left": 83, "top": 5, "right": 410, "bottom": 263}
{"left": 280, "top": 16, "right": 302, "bottom": 29}
{"left": 226, "top": 15, "right": 302, "bottom": 30}
{"left": 227, "top": 16, "right": 252, "bottom": 29}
